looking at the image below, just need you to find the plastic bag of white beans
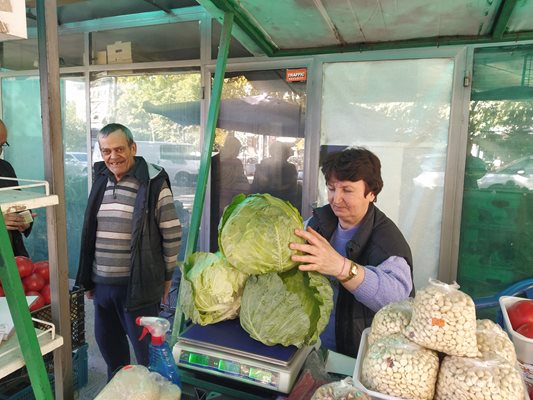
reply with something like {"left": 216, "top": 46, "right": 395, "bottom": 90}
{"left": 403, "top": 279, "right": 479, "bottom": 357}
{"left": 434, "top": 355, "right": 526, "bottom": 400}
{"left": 368, "top": 298, "right": 413, "bottom": 346}
{"left": 361, "top": 333, "right": 439, "bottom": 400}
{"left": 476, "top": 319, "right": 517, "bottom": 364}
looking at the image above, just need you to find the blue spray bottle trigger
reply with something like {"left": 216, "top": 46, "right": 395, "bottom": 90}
{"left": 136, "top": 316, "right": 182, "bottom": 388}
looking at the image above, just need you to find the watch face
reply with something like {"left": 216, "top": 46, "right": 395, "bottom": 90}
{"left": 350, "top": 263, "right": 358, "bottom": 276}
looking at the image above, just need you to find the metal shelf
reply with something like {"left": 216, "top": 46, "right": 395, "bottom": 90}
{"left": 0, "top": 320, "right": 64, "bottom": 379}
{"left": 0, "top": 177, "right": 60, "bottom": 399}
{"left": 0, "top": 177, "right": 59, "bottom": 213}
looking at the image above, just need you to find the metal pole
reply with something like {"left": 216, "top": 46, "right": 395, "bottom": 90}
{"left": 0, "top": 213, "right": 54, "bottom": 400}
{"left": 36, "top": 0, "right": 73, "bottom": 398}
{"left": 170, "top": 12, "right": 234, "bottom": 345}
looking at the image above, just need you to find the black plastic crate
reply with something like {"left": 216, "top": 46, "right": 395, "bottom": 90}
{"left": 31, "top": 287, "right": 85, "bottom": 349}
{"left": 0, "top": 343, "right": 89, "bottom": 400}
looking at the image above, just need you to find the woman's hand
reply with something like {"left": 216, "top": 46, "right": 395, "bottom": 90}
{"left": 289, "top": 226, "right": 345, "bottom": 277}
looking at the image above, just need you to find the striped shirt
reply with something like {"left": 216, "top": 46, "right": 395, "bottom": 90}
{"left": 93, "top": 173, "right": 181, "bottom": 284}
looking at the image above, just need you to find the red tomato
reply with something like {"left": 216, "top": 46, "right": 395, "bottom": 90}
{"left": 40, "top": 284, "right": 51, "bottom": 305}
{"left": 22, "top": 273, "right": 46, "bottom": 292}
{"left": 26, "top": 291, "right": 46, "bottom": 312}
{"left": 15, "top": 256, "right": 34, "bottom": 278}
{"left": 0, "top": 286, "right": 4, "bottom": 296}
{"left": 516, "top": 322, "right": 533, "bottom": 339}
{"left": 507, "top": 299, "right": 533, "bottom": 330}
{"left": 33, "top": 261, "right": 50, "bottom": 283}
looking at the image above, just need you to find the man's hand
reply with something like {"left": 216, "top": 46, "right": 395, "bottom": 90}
{"left": 3, "top": 211, "right": 32, "bottom": 232}
{"left": 85, "top": 289, "right": 94, "bottom": 300}
{"left": 162, "top": 280, "right": 172, "bottom": 304}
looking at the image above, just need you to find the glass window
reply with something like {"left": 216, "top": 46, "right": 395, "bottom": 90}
{"left": 0, "top": 32, "right": 84, "bottom": 71}
{"left": 0, "top": 38, "right": 39, "bottom": 71}
{"left": 1, "top": 75, "right": 89, "bottom": 278}
{"left": 321, "top": 59, "right": 454, "bottom": 289}
{"left": 59, "top": 33, "right": 85, "bottom": 67}
{"left": 91, "top": 22, "right": 200, "bottom": 65}
{"left": 210, "top": 69, "right": 307, "bottom": 251}
{"left": 89, "top": 69, "right": 202, "bottom": 269}
{"left": 457, "top": 45, "right": 533, "bottom": 307}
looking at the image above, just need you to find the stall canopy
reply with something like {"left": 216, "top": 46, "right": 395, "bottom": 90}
{"left": 196, "top": 0, "right": 533, "bottom": 56}
{"left": 23, "top": 1, "right": 533, "bottom": 56}
{"left": 144, "top": 96, "right": 305, "bottom": 137}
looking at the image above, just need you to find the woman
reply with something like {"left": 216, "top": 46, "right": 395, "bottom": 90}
{"left": 290, "top": 147, "right": 413, "bottom": 357}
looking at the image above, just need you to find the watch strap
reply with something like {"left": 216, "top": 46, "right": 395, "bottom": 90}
{"left": 339, "top": 261, "right": 358, "bottom": 283}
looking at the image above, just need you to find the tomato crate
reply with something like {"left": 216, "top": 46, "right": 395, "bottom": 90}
{"left": 30, "top": 287, "right": 85, "bottom": 350}
{"left": 0, "top": 343, "right": 88, "bottom": 400}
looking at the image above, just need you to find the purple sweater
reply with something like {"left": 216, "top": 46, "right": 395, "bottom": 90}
{"left": 320, "top": 224, "right": 412, "bottom": 352}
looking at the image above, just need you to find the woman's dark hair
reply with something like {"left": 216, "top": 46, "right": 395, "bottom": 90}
{"left": 321, "top": 147, "right": 383, "bottom": 200}
{"left": 98, "top": 123, "right": 134, "bottom": 146}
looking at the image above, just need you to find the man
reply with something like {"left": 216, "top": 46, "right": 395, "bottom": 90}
{"left": 0, "top": 119, "right": 33, "bottom": 257}
{"left": 210, "top": 136, "right": 250, "bottom": 251}
{"left": 75, "top": 123, "right": 181, "bottom": 379}
{"left": 290, "top": 147, "right": 413, "bottom": 357}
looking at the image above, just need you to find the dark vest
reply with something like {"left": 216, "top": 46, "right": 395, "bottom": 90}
{"left": 0, "top": 160, "right": 32, "bottom": 257}
{"left": 75, "top": 157, "right": 170, "bottom": 310}
{"left": 308, "top": 203, "right": 414, "bottom": 357}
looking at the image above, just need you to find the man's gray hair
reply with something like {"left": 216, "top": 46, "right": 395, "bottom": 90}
{"left": 98, "top": 123, "right": 134, "bottom": 146}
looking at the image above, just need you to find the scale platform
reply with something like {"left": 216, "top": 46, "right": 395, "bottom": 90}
{"left": 173, "top": 319, "right": 314, "bottom": 394}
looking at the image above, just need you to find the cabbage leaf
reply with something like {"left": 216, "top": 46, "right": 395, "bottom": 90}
{"left": 218, "top": 193, "right": 305, "bottom": 275}
{"left": 179, "top": 252, "right": 249, "bottom": 325}
{"left": 240, "top": 269, "right": 333, "bottom": 347}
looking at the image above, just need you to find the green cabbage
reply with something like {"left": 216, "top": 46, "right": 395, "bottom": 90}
{"left": 179, "top": 252, "right": 249, "bottom": 325}
{"left": 239, "top": 269, "right": 333, "bottom": 347}
{"left": 218, "top": 193, "right": 305, "bottom": 275}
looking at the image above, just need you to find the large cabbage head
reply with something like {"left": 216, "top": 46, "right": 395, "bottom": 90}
{"left": 239, "top": 269, "right": 333, "bottom": 347}
{"left": 218, "top": 193, "right": 305, "bottom": 275}
{"left": 179, "top": 252, "right": 249, "bottom": 326}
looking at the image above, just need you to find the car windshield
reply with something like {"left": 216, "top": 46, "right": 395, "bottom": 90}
{"left": 71, "top": 152, "right": 87, "bottom": 162}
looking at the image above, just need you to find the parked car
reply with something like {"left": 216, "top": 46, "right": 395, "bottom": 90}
{"left": 477, "top": 155, "right": 532, "bottom": 191}
{"left": 65, "top": 151, "right": 88, "bottom": 175}
{"left": 93, "top": 141, "right": 199, "bottom": 187}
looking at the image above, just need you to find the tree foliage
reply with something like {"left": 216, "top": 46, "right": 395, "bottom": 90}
{"left": 469, "top": 100, "right": 533, "bottom": 163}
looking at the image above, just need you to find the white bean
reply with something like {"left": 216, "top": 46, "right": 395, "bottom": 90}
{"left": 403, "top": 280, "right": 479, "bottom": 357}
{"left": 361, "top": 334, "right": 439, "bottom": 400}
{"left": 435, "top": 355, "right": 526, "bottom": 400}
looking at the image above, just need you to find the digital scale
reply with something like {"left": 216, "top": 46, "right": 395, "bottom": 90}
{"left": 172, "top": 319, "right": 315, "bottom": 394}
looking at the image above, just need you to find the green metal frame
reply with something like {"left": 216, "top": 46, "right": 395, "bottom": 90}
{"left": 170, "top": 11, "right": 235, "bottom": 345}
{"left": 196, "top": 0, "right": 277, "bottom": 56}
{"left": 492, "top": 0, "right": 519, "bottom": 39}
{"left": 198, "top": 0, "right": 531, "bottom": 57}
{"left": 0, "top": 213, "right": 54, "bottom": 400}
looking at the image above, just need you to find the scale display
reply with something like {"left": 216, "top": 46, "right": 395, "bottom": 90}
{"left": 179, "top": 349, "right": 280, "bottom": 389}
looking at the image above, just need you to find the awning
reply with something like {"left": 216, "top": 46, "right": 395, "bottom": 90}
{"left": 143, "top": 95, "right": 305, "bottom": 137}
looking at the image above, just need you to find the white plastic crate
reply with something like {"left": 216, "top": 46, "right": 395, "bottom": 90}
{"left": 499, "top": 295, "right": 533, "bottom": 396}
{"left": 352, "top": 328, "right": 406, "bottom": 400}
{"left": 353, "top": 325, "right": 530, "bottom": 400}
{"left": 499, "top": 296, "right": 533, "bottom": 365}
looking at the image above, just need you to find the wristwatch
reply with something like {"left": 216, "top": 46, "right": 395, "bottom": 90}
{"left": 339, "top": 261, "right": 359, "bottom": 283}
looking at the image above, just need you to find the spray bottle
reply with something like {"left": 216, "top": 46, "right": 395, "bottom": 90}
{"left": 136, "top": 316, "right": 182, "bottom": 388}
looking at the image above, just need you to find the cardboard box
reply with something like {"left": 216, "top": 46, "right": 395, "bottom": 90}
{"left": 107, "top": 41, "right": 133, "bottom": 64}
{"left": 95, "top": 50, "right": 107, "bottom": 65}
{"left": 0, "top": 0, "right": 27, "bottom": 41}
